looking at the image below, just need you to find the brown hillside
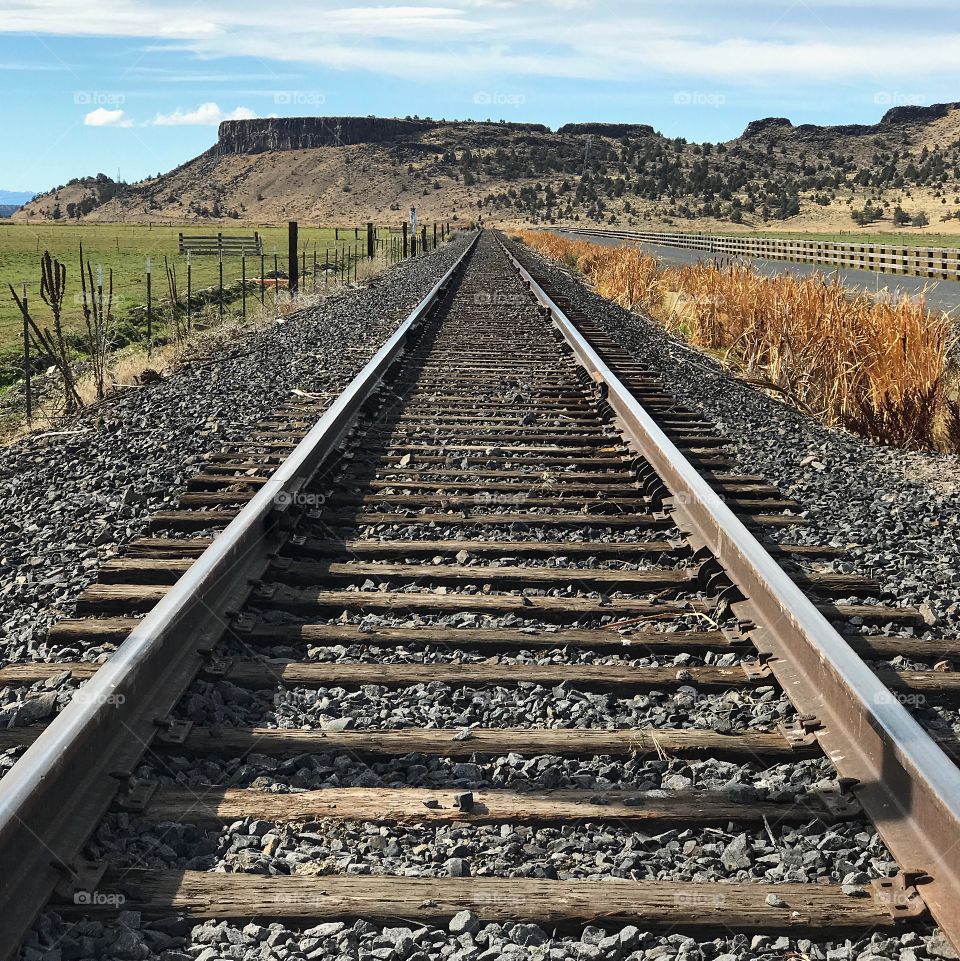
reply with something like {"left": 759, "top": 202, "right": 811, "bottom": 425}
{"left": 15, "top": 106, "right": 960, "bottom": 234}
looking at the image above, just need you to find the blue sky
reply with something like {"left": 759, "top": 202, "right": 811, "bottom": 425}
{"left": 1, "top": 0, "right": 959, "bottom": 194}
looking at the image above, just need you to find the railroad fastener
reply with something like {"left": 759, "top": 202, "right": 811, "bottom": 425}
{"left": 810, "top": 777, "right": 862, "bottom": 818}
{"left": 777, "top": 714, "right": 823, "bottom": 749}
{"left": 701, "top": 556, "right": 736, "bottom": 587}
{"left": 741, "top": 656, "right": 775, "bottom": 681}
{"left": 712, "top": 584, "right": 746, "bottom": 623}
{"left": 153, "top": 718, "right": 194, "bottom": 745}
{"left": 231, "top": 612, "right": 258, "bottom": 634}
{"left": 720, "top": 626, "right": 752, "bottom": 648}
{"left": 49, "top": 859, "right": 108, "bottom": 903}
{"left": 114, "top": 778, "right": 159, "bottom": 814}
{"left": 868, "top": 870, "right": 931, "bottom": 921}
{"left": 199, "top": 655, "right": 234, "bottom": 679}
{"left": 454, "top": 791, "right": 475, "bottom": 812}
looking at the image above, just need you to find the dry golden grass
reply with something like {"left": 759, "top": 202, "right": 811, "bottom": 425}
{"left": 517, "top": 230, "right": 960, "bottom": 452}
{"left": 3, "top": 266, "right": 379, "bottom": 445}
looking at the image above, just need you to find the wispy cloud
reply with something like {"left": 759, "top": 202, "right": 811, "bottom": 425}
{"left": 3, "top": 0, "right": 960, "bottom": 88}
{"left": 0, "top": 62, "right": 68, "bottom": 71}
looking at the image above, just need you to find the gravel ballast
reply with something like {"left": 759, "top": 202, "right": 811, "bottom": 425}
{"left": 0, "top": 234, "right": 472, "bottom": 664}
{"left": 19, "top": 911, "right": 958, "bottom": 961}
{"left": 10, "top": 232, "right": 960, "bottom": 961}
{"left": 508, "top": 236, "right": 960, "bottom": 639}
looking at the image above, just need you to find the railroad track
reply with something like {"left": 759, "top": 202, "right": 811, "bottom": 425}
{"left": 1, "top": 230, "right": 960, "bottom": 959}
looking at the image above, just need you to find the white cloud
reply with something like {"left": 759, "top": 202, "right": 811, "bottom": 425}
{"left": 84, "top": 107, "right": 133, "bottom": 127}
{"left": 150, "top": 102, "right": 257, "bottom": 125}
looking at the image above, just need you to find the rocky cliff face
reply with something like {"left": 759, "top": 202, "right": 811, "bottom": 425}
{"left": 742, "top": 103, "right": 960, "bottom": 141}
{"left": 216, "top": 117, "right": 441, "bottom": 154}
{"left": 881, "top": 102, "right": 959, "bottom": 126}
{"left": 557, "top": 123, "right": 656, "bottom": 139}
{"left": 216, "top": 116, "right": 558, "bottom": 154}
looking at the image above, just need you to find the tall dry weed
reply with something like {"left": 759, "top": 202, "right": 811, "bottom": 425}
{"left": 516, "top": 230, "right": 959, "bottom": 453}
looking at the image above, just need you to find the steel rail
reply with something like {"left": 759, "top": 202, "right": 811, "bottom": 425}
{"left": 498, "top": 233, "right": 960, "bottom": 950}
{"left": 0, "top": 230, "right": 480, "bottom": 961}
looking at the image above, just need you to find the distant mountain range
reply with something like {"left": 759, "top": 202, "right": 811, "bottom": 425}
{"left": 0, "top": 190, "right": 35, "bottom": 205}
{"left": 0, "top": 190, "right": 35, "bottom": 219}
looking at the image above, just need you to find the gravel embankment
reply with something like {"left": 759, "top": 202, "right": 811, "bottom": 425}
{"left": 0, "top": 234, "right": 472, "bottom": 665}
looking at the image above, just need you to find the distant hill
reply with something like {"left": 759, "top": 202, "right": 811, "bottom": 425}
{"left": 14, "top": 105, "right": 960, "bottom": 233}
{"left": 0, "top": 190, "right": 35, "bottom": 205}
{"left": 0, "top": 190, "right": 34, "bottom": 218}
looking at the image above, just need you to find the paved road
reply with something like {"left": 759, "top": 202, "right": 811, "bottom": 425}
{"left": 554, "top": 229, "right": 960, "bottom": 315}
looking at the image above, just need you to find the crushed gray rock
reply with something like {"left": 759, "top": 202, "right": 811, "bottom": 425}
{"left": 18, "top": 912, "right": 953, "bottom": 961}
{"left": 0, "top": 234, "right": 472, "bottom": 666}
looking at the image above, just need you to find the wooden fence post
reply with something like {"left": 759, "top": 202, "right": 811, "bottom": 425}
{"left": 21, "top": 284, "right": 31, "bottom": 422}
{"left": 288, "top": 221, "right": 299, "bottom": 297}
{"left": 146, "top": 257, "right": 153, "bottom": 349}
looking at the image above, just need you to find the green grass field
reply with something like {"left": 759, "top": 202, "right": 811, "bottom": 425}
{"left": 0, "top": 222, "right": 385, "bottom": 353}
